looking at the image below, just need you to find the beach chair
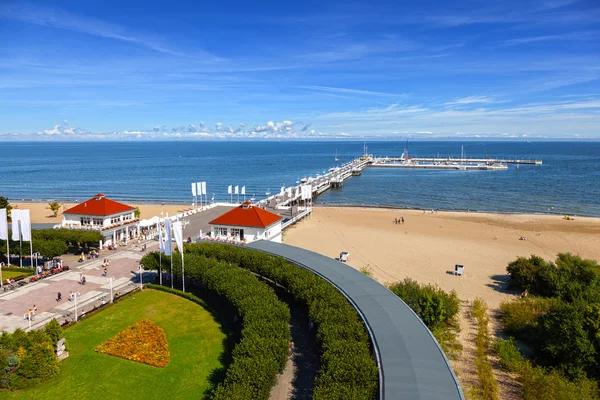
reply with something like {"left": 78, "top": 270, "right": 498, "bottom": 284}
{"left": 339, "top": 252, "right": 349, "bottom": 263}
{"left": 454, "top": 265, "right": 464, "bottom": 276}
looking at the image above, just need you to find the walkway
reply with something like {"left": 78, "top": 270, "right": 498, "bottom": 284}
{"left": 0, "top": 241, "right": 155, "bottom": 333}
{"left": 248, "top": 240, "right": 464, "bottom": 400}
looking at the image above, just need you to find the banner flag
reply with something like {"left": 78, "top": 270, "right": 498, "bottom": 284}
{"left": 234, "top": 185, "right": 239, "bottom": 194}
{"left": 164, "top": 215, "right": 172, "bottom": 256}
{"left": 191, "top": 182, "right": 197, "bottom": 197}
{"left": 197, "top": 182, "right": 202, "bottom": 197}
{"left": 158, "top": 224, "right": 165, "bottom": 253}
{"left": 241, "top": 186, "right": 245, "bottom": 195}
{"left": 280, "top": 186, "right": 285, "bottom": 195}
{"left": 0, "top": 209, "right": 7, "bottom": 240}
{"left": 228, "top": 185, "right": 232, "bottom": 194}
{"left": 201, "top": 182, "right": 207, "bottom": 195}
{"left": 20, "top": 210, "right": 32, "bottom": 241}
{"left": 11, "top": 209, "right": 21, "bottom": 241}
{"left": 173, "top": 221, "right": 183, "bottom": 254}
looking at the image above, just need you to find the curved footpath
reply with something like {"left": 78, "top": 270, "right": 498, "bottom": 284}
{"left": 247, "top": 240, "right": 464, "bottom": 400}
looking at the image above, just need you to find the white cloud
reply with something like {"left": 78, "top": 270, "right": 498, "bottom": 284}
{"left": 444, "top": 96, "right": 496, "bottom": 105}
{"left": 298, "top": 85, "right": 407, "bottom": 98}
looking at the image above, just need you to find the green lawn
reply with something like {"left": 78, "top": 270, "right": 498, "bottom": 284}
{"left": 2, "top": 270, "right": 33, "bottom": 280}
{"left": 5, "top": 289, "right": 226, "bottom": 399}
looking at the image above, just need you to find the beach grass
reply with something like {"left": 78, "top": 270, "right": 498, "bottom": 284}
{"left": 4, "top": 289, "right": 226, "bottom": 400}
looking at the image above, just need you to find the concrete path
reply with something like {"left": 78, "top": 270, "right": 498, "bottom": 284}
{"left": 0, "top": 241, "right": 157, "bottom": 333}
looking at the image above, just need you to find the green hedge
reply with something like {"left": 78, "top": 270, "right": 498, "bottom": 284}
{"left": 180, "top": 243, "right": 379, "bottom": 400}
{"left": 1, "top": 229, "right": 103, "bottom": 259}
{"left": 141, "top": 252, "right": 290, "bottom": 400}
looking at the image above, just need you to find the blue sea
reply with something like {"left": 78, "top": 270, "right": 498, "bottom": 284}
{"left": 2, "top": 141, "right": 600, "bottom": 217}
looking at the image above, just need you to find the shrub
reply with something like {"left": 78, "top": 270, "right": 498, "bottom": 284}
{"left": 494, "top": 338, "right": 600, "bottom": 400}
{"left": 43, "top": 319, "right": 63, "bottom": 347}
{"left": 388, "top": 278, "right": 460, "bottom": 330}
{"left": 498, "top": 296, "right": 554, "bottom": 338}
{"left": 166, "top": 243, "right": 379, "bottom": 400}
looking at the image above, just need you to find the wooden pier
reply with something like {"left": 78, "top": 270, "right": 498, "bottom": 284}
{"left": 257, "top": 153, "right": 542, "bottom": 209}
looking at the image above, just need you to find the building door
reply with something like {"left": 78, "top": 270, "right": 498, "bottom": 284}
{"left": 240, "top": 229, "right": 244, "bottom": 240}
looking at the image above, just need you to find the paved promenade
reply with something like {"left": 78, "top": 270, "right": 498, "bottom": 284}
{"left": 0, "top": 240, "right": 158, "bottom": 333}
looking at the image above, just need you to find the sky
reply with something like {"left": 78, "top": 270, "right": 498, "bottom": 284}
{"left": 0, "top": 0, "right": 599, "bottom": 140}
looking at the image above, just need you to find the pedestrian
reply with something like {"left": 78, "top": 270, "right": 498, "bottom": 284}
{"left": 103, "top": 267, "right": 108, "bottom": 276}
{"left": 401, "top": 216, "right": 404, "bottom": 224}
{"left": 69, "top": 291, "right": 74, "bottom": 302}
{"left": 57, "top": 292, "right": 62, "bottom": 302}
{"left": 32, "top": 304, "right": 37, "bottom": 315}
{"left": 394, "top": 218, "right": 397, "bottom": 224}
{"left": 82, "top": 276, "right": 86, "bottom": 285}
{"left": 79, "top": 273, "right": 83, "bottom": 284}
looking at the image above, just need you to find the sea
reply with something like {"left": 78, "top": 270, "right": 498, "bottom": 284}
{"left": 2, "top": 141, "right": 600, "bottom": 217}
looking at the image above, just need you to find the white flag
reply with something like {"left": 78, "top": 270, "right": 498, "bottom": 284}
{"left": 191, "top": 182, "right": 197, "bottom": 197}
{"left": 158, "top": 225, "right": 165, "bottom": 253}
{"left": 173, "top": 220, "right": 183, "bottom": 254}
{"left": 0, "top": 209, "right": 8, "bottom": 240}
{"left": 20, "top": 210, "right": 32, "bottom": 242}
{"left": 241, "top": 186, "right": 245, "bottom": 195}
{"left": 11, "top": 209, "right": 21, "bottom": 241}
{"left": 228, "top": 185, "right": 232, "bottom": 194}
{"left": 164, "top": 216, "right": 172, "bottom": 256}
{"left": 201, "top": 182, "right": 207, "bottom": 195}
{"left": 197, "top": 182, "right": 202, "bottom": 196}
{"left": 234, "top": 185, "right": 238, "bottom": 194}
{"left": 280, "top": 186, "right": 285, "bottom": 194}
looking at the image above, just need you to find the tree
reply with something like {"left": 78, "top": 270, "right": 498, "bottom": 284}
{"left": 48, "top": 202, "right": 61, "bottom": 217}
{"left": 134, "top": 207, "right": 141, "bottom": 219}
{"left": 0, "top": 196, "right": 11, "bottom": 221}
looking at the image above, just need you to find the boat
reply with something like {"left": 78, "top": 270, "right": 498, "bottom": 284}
{"left": 300, "top": 177, "right": 309, "bottom": 183}
{"left": 351, "top": 167, "right": 362, "bottom": 176}
{"left": 335, "top": 149, "right": 339, "bottom": 163}
{"left": 265, "top": 189, "right": 271, "bottom": 196}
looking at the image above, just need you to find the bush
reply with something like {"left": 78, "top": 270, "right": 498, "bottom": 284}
{"left": 499, "top": 296, "right": 555, "bottom": 338}
{"left": 388, "top": 278, "right": 460, "bottom": 330}
{"left": 494, "top": 338, "right": 600, "bottom": 400}
{"left": 44, "top": 319, "right": 63, "bottom": 347}
{"left": 165, "top": 243, "right": 379, "bottom": 400}
{"left": 144, "top": 253, "right": 290, "bottom": 400}
{"left": 0, "top": 328, "right": 60, "bottom": 390}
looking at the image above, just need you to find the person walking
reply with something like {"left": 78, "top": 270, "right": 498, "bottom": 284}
{"left": 57, "top": 292, "right": 62, "bottom": 302}
{"left": 401, "top": 216, "right": 404, "bottom": 224}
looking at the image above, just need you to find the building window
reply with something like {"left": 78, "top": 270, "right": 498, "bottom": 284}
{"left": 80, "top": 217, "right": 90, "bottom": 225}
{"left": 216, "top": 227, "right": 228, "bottom": 236}
{"left": 111, "top": 216, "right": 121, "bottom": 224}
{"left": 231, "top": 228, "right": 241, "bottom": 237}
{"left": 93, "top": 218, "right": 103, "bottom": 226}
{"left": 123, "top": 214, "right": 131, "bottom": 221}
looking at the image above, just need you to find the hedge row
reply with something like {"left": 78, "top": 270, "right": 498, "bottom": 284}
{"left": 183, "top": 243, "right": 379, "bottom": 400}
{"left": 141, "top": 252, "right": 290, "bottom": 400}
{"left": 1, "top": 229, "right": 103, "bottom": 259}
{"left": 1, "top": 267, "right": 36, "bottom": 274}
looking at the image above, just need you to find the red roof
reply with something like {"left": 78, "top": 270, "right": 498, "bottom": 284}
{"left": 64, "top": 194, "right": 134, "bottom": 216}
{"left": 210, "top": 203, "right": 282, "bottom": 228}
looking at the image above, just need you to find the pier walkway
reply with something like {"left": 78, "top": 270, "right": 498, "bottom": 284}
{"left": 247, "top": 240, "right": 464, "bottom": 400}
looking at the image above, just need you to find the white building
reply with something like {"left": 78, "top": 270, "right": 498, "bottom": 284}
{"left": 209, "top": 201, "right": 283, "bottom": 243}
{"left": 61, "top": 193, "right": 139, "bottom": 246}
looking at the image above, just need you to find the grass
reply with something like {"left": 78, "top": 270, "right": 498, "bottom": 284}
{"left": 4, "top": 289, "right": 227, "bottom": 399}
{"left": 469, "top": 298, "right": 499, "bottom": 400}
{"left": 2, "top": 270, "right": 34, "bottom": 280}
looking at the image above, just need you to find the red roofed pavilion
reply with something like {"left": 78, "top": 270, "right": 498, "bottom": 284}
{"left": 62, "top": 194, "right": 139, "bottom": 246}
{"left": 209, "top": 201, "right": 283, "bottom": 243}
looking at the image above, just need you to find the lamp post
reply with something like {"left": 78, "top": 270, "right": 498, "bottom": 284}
{"left": 108, "top": 276, "right": 114, "bottom": 303}
{"left": 74, "top": 291, "right": 80, "bottom": 322}
{"left": 161, "top": 202, "right": 164, "bottom": 217}
{"left": 139, "top": 264, "right": 143, "bottom": 290}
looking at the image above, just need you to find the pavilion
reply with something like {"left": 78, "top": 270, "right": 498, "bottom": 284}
{"left": 62, "top": 194, "right": 139, "bottom": 246}
{"left": 209, "top": 201, "right": 283, "bottom": 243}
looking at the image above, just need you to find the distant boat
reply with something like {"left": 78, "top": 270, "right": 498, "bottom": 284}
{"left": 301, "top": 177, "right": 309, "bottom": 183}
{"left": 265, "top": 188, "right": 271, "bottom": 196}
{"left": 335, "top": 149, "right": 339, "bottom": 163}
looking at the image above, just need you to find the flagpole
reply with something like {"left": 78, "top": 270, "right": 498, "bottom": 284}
{"left": 181, "top": 251, "right": 185, "bottom": 292}
{"left": 170, "top": 247, "right": 173, "bottom": 289}
{"left": 159, "top": 223, "right": 162, "bottom": 285}
{"left": 29, "top": 241, "right": 33, "bottom": 272}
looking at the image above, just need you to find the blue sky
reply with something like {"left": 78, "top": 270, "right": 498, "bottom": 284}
{"left": 0, "top": 0, "right": 599, "bottom": 139}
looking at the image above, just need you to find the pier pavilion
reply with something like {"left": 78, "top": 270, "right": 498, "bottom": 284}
{"left": 209, "top": 201, "right": 283, "bottom": 243}
{"left": 61, "top": 194, "right": 139, "bottom": 246}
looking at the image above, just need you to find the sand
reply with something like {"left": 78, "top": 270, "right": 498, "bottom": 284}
{"left": 10, "top": 202, "right": 192, "bottom": 225}
{"left": 283, "top": 206, "right": 600, "bottom": 309}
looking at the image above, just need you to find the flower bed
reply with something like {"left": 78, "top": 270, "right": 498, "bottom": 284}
{"left": 95, "top": 319, "right": 170, "bottom": 368}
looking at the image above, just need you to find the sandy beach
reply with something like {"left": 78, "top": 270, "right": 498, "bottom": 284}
{"left": 283, "top": 206, "right": 600, "bottom": 308}
{"left": 10, "top": 201, "right": 191, "bottom": 225}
